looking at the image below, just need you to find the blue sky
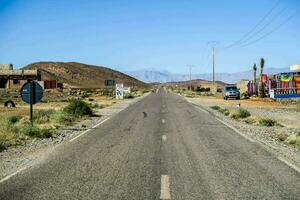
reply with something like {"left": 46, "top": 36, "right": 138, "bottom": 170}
{"left": 0, "top": 0, "right": 299, "bottom": 74}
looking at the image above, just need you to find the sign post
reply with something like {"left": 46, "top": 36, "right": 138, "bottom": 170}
{"left": 116, "top": 83, "right": 124, "bottom": 99}
{"left": 21, "top": 81, "right": 44, "bottom": 124}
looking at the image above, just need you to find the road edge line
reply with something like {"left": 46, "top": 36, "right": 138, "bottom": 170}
{"left": 0, "top": 166, "right": 27, "bottom": 184}
{"left": 70, "top": 117, "right": 110, "bottom": 142}
{"left": 183, "top": 96, "right": 300, "bottom": 174}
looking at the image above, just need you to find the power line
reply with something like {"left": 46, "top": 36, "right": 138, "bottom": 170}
{"left": 224, "top": 0, "right": 281, "bottom": 49}
{"left": 237, "top": 6, "right": 288, "bottom": 45}
{"left": 241, "top": 9, "right": 300, "bottom": 47}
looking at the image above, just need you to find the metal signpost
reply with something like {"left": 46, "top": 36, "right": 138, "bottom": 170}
{"left": 21, "top": 81, "right": 44, "bottom": 124}
{"left": 116, "top": 83, "right": 124, "bottom": 99}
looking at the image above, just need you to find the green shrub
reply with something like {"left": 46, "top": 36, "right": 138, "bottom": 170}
{"left": 218, "top": 108, "right": 230, "bottom": 116}
{"left": 205, "top": 88, "right": 211, "bottom": 92}
{"left": 33, "top": 109, "right": 55, "bottom": 124}
{"left": 244, "top": 118, "right": 256, "bottom": 124}
{"left": 63, "top": 99, "right": 93, "bottom": 117}
{"left": 0, "top": 140, "right": 7, "bottom": 152}
{"left": 2, "top": 119, "right": 20, "bottom": 134}
{"left": 259, "top": 118, "right": 277, "bottom": 127}
{"left": 241, "top": 92, "right": 249, "bottom": 99}
{"left": 223, "top": 110, "right": 230, "bottom": 116}
{"left": 81, "top": 92, "right": 91, "bottom": 98}
{"left": 89, "top": 102, "right": 100, "bottom": 109}
{"left": 210, "top": 105, "right": 220, "bottom": 110}
{"left": 22, "top": 124, "right": 53, "bottom": 138}
{"left": 219, "top": 108, "right": 228, "bottom": 113}
{"left": 53, "top": 111, "right": 76, "bottom": 125}
{"left": 124, "top": 93, "right": 134, "bottom": 99}
{"left": 231, "top": 108, "right": 251, "bottom": 119}
{"left": 22, "top": 125, "right": 40, "bottom": 138}
{"left": 40, "top": 129, "right": 53, "bottom": 138}
{"left": 277, "top": 133, "right": 289, "bottom": 141}
{"left": 8, "top": 115, "right": 21, "bottom": 124}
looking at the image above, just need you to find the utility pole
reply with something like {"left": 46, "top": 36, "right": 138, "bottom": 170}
{"left": 207, "top": 41, "right": 218, "bottom": 85}
{"left": 188, "top": 65, "right": 192, "bottom": 90}
{"left": 212, "top": 47, "right": 215, "bottom": 85}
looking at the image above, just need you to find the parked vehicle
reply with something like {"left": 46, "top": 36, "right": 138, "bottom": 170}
{"left": 223, "top": 85, "right": 240, "bottom": 100}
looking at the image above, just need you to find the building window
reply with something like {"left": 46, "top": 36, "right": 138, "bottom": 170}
{"left": 13, "top": 79, "right": 20, "bottom": 84}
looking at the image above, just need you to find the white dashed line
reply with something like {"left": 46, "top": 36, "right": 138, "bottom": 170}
{"left": 0, "top": 166, "right": 27, "bottom": 184}
{"left": 162, "top": 119, "right": 166, "bottom": 124}
{"left": 162, "top": 135, "right": 167, "bottom": 141}
{"left": 160, "top": 175, "right": 171, "bottom": 199}
{"left": 70, "top": 117, "right": 110, "bottom": 142}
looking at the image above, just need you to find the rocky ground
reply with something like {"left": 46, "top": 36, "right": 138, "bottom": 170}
{"left": 0, "top": 94, "right": 148, "bottom": 180}
{"left": 186, "top": 96, "right": 300, "bottom": 171}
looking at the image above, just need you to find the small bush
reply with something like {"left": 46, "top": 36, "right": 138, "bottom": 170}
{"left": 277, "top": 133, "right": 289, "bottom": 141}
{"left": 0, "top": 140, "right": 7, "bottom": 152}
{"left": 8, "top": 115, "right": 21, "bottom": 124}
{"left": 218, "top": 108, "right": 230, "bottom": 116}
{"left": 33, "top": 109, "right": 55, "bottom": 124}
{"left": 231, "top": 108, "right": 251, "bottom": 119}
{"left": 63, "top": 99, "right": 93, "bottom": 117}
{"left": 81, "top": 92, "right": 91, "bottom": 98}
{"left": 259, "top": 118, "right": 277, "bottom": 127}
{"left": 223, "top": 110, "right": 230, "bottom": 116}
{"left": 53, "top": 111, "right": 76, "bottom": 125}
{"left": 244, "top": 118, "right": 256, "bottom": 124}
{"left": 205, "top": 88, "right": 211, "bottom": 92}
{"left": 22, "top": 125, "right": 40, "bottom": 138}
{"left": 219, "top": 108, "right": 228, "bottom": 113}
{"left": 211, "top": 105, "right": 220, "bottom": 110}
{"left": 124, "top": 93, "right": 134, "bottom": 99}
{"left": 195, "top": 87, "right": 201, "bottom": 92}
{"left": 241, "top": 92, "right": 249, "bottom": 99}
{"left": 22, "top": 124, "right": 53, "bottom": 138}
{"left": 89, "top": 102, "right": 100, "bottom": 109}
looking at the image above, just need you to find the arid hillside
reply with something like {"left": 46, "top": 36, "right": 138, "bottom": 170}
{"left": 24, "top": 62, "right": 147, "bottom": 88}
{"left": 166, "top": 79, "right": 226, "bottom": 88}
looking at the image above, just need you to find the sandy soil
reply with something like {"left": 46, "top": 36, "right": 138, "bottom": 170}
{"left": 188, "top": 96, "right": 300, "bottom": 129}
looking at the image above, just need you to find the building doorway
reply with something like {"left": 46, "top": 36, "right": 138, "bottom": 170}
{"left": 0, "top": 79, "right": 8, "bottom": 88}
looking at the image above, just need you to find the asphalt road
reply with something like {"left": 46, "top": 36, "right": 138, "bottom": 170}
{"left": 0, "top": 88, "right": 299, "bottom": 199}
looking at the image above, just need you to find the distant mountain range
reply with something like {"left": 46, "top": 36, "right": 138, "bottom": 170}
{"left": 126, "top": 67, "right": 290, "bottom": 84}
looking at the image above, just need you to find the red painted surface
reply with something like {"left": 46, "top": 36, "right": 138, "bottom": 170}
{"left": 44, "top": 80, "right": 57, "bottom": 89}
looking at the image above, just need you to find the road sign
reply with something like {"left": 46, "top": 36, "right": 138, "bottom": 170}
{"left": 20, "top": 81, "right": 44, "bottom": 124}
{"left": 21, "top": 81, "right": 43, "bottom": 104}
{"left": 116, "top": 83, "right": 124, "bottom": 99}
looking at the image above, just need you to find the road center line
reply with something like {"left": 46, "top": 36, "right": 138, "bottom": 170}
{"left": 160, "top": 175, "right": 171, "bottom": 199}
{"left": 162, "top": 119, "right": 165, "bottom": 124}
{"left": 70, "top": 117, "right": 110, "bottom": 142}
{"left": 0, "top": 166, "right": 27, "bottom": 184}
{"left": 162, "top": 135, "right": 167, "bottom": 141}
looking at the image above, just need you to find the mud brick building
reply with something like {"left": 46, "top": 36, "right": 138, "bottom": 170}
{"left": 0, "top": 64, "right": 41, "bottom": 90}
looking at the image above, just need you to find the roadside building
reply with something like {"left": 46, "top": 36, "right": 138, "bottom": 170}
{"left": 237, "top": 79, "right": 249, "bottom": 95}
{"left": 0, "top": 64, "right": 41, "bottom": 90}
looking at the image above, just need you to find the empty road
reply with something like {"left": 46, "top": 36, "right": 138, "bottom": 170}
{"left": 0, "top": 88, "right": 299, "bottom": 199}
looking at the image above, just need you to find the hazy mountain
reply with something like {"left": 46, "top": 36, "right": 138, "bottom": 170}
{"left": 126, "top": 67, "right": 290, "bottom": 84}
